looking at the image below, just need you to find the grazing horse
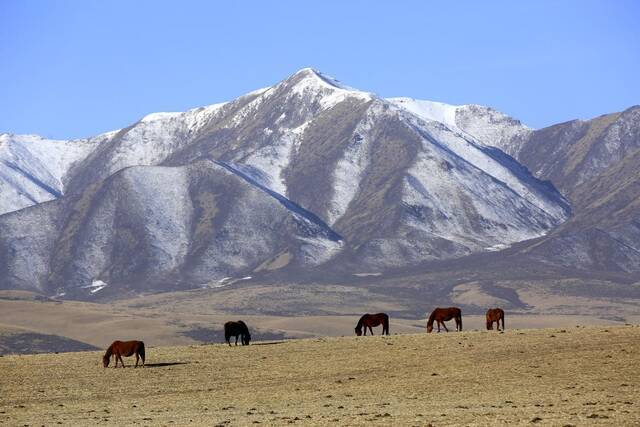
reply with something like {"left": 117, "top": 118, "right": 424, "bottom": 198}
{"left": 224, "top": 320, "right": 251, "bottom": 346}
{"left": 102, "top": 340, "right": 145, "bottom": 368}
{"left": 486, "top": 308, "right": 505, "bottom": 331}
{"left": 426, "top": 307, "right": 462, "bottom": 333}
{"left": 355, "top": 313, "right": 390, "bottom": 336}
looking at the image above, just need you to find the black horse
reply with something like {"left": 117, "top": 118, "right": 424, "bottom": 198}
{"left": 355, "top": 313, "right": 390, "bottom": 336}
{"left": 224, "top": 320, "right": 251, "bottom": 346}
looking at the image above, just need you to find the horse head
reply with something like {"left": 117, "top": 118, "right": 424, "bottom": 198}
{"left": 102, "top": 354, "right": 110, "bottom": 368}
{"left": 355, "top": 327, "right": 362, "bottom": 336}
{"left": 426, "top": 324, "right": 433, "bottom": 333}
{"left": 243, "top": 333, "right": 251, "bottom": 345}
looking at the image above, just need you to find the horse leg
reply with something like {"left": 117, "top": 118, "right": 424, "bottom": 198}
{"left": 135, "top": 353, "right": 139, "bottom": 368}
{"left": 442, "top": 321, "right": 449, "bottom": 332}
{"left": 369, "top": 326, "right": 374, "bottom": 335}
{"left": 118, "top": 354, "right": 126, "bottom": 368}
{"left": 235, "top": 335, "right": 239, "bottom": 346}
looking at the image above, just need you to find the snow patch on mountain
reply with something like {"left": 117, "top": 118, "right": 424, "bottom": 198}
{"left": 388, "top": 97, "right": 460, "bottom": 131}
{"left": 0, "top": 133, "right": 98, "bottom": 215}
{"left": 83, "top": 279, "right": 108, "bottom": 294}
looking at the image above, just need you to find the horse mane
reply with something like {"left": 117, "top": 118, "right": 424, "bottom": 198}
{"left": 355, "top": 314, "right": 367, "bottom": 331}
{"left": 103, "top": 343, "right": 114, "bottom": 359}
{"left": 237, "top": 320, "right": 249, "bottom": 333}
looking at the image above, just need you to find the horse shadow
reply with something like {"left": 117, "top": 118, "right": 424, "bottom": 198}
{"left": 143, "top": 362, "right": 190, "bottom": 368}
{"left": 250, "top": 341, "right": 286, "bottom": 346}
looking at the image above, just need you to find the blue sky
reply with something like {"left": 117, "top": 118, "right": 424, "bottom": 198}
{"left": 1, "top": 0, "right": 639, "bottom": 139}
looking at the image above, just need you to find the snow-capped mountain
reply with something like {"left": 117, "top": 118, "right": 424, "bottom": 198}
{"left": 0, "top": 68, "right": 572, "bottom": 297}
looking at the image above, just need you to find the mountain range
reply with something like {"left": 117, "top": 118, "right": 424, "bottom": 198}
{"left": 1, "top": 69, "right": 638, "bottom": 308}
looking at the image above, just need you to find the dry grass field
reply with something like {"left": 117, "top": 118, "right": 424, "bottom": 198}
{"left": 1, "top": 326, "right": 639, "bottom": 426}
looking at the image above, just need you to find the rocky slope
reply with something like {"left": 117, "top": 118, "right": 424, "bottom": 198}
{"left": 498, "top": 106, "right": 640, "bottom": 274}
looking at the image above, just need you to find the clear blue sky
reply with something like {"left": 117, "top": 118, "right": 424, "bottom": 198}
{"left": 1, "top": 0, "right": 639, "bottom": 139}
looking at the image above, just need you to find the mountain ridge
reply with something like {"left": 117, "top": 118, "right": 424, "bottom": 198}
{"left": 1, "top": 68, "right": 636, "bottom": 301}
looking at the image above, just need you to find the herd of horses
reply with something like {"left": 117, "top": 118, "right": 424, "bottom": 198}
{"left": 101, "top": 307, "right": 505, "bottom": 367}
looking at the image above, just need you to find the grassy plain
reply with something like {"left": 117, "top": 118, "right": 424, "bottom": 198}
{"left": 1, "top": 326, "right": 639, "bottom": 426}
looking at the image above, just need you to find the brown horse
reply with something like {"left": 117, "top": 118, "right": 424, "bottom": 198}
{"left": 426, "top": 307, "right": 462, "bottom": 333}
{"left": 224, "top": 320, "right": 251, "bottom": 346}
{"left": 103, "top": 340, "right": 145, "bottom": 368}
{"left": 486, "top": 308, "right": 505, "bottom": 331}
{"left": 355, "top": 313, "right": 389, "bottom": 336}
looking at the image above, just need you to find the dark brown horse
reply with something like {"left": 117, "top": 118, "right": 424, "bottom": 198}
{"left": 224, "top": 320, "right": 251, "bottom": 346}
{"left": 486, "top": 308, "right": 505, "bottom": 331}
{"left": 355, "top": 313, "right": 389, "bottom": 336}
{"left": 102, "top": 340, "right": 145, "bottom": 368}
{"left": 426, "top": 307, "right": 462, "bottom": 333}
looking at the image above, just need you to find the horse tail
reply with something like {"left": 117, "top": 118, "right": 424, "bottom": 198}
{"left": 139, "top": 341, "right": 145, "bottom": 364}
{"left": 383, "top": 314, "right": 390, "bottom": 335}
{"left": 457, "top": 309, "right": 462, "bottom": 331}
{"left": 502, "top": 311, "right": 505, "bottom": 330}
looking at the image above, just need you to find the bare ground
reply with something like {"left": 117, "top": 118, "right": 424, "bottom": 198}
{"left": 1, "top": 326, "right": 639, "bottom": 426}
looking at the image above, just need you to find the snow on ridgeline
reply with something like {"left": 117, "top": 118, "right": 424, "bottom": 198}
{"left": 288, "top": 68, "right": 373, "bottom": 110}
{"left": 387, "top": 97, "right": 533, "bottom": 156}
{"left": 388, "top": 97, "right": 461, "bottom": 131}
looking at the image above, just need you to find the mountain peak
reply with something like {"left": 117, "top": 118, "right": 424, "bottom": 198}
{"left": 289, "top": 68, "right": 361, "bottom": 93}
{"left": 292, "top": 67, "right": 321, "bottom": 77}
